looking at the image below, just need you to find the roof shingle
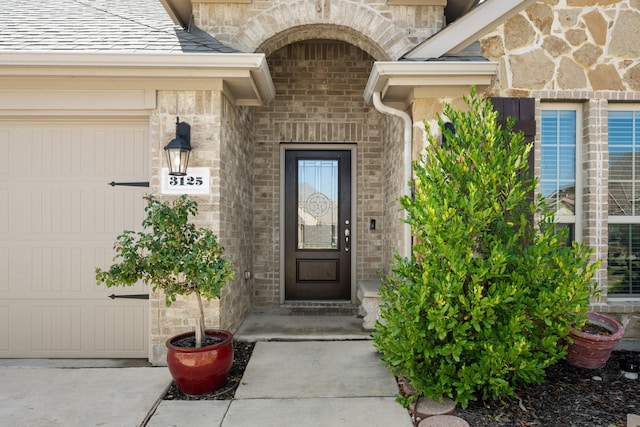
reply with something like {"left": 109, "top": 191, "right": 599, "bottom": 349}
{"left": 0, "top": 0, "right": 238, "bottom": 53}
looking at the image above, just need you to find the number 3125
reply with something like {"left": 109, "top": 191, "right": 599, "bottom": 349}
{"left": 169, "top": 176, "right": 204, "bottom": 186}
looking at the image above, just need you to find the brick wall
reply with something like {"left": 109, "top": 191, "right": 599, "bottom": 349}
{"left": 219, "top": 94, "right": 255, "bottom": 331}
{"left": 252, "top": 40, "right": 389, "bottom": 306}
{"left": 380, "top": 113, "right": 406, "bottom": 274}
{"left": 148, "top": 89, "right": 232, "bottom": 365}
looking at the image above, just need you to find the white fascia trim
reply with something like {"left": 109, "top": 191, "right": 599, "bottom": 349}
{"left": 0, "top": 51, "right": 275, "bottom": 104}
{"left": 363, "top": 61, "right": 498, "bottom": 104}
{"left": 403, "top": 0, "right": 538, "bottom": 59}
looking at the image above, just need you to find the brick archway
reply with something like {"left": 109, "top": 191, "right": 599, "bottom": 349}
{"left": 256, "top": 23, "right": 390, "bottom": 61}
{"left": 228, "top": 1, "right": 413, "bottom": 60}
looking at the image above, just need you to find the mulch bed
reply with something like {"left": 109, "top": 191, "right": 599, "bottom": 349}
{"left": 455, "top": 350, "right": 639, "bottom": 427}
{"left": 163, "top": 343, "right": 639, "bottom": 427}
{"left": 163, "top": 341, "right": 255, "bottom": 401}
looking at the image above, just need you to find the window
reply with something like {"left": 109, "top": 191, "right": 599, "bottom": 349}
{"left": 540, "top": 106, "right": 581, "bottom": 242}
{"left": 608, "top": 108, "right": 640, "bottom": 297}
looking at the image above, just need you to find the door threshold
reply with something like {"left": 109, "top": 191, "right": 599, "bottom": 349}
{"left": 282, "top": 301, "right": 358, "bottom": 316}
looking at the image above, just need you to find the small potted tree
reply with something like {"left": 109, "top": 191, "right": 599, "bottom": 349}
{"left": 96, "top": 194, "right": 235, "bottom": 396}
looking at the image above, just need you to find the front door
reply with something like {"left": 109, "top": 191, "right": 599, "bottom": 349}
{"left": 284, "top": 150, "right": 351, "bottom": 300}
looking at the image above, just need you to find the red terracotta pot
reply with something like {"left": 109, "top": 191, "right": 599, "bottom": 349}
{"left": 567, "top": 312, "right": 624, "bottom": 369}
{"left": 166, "top": 329, "right": 234, "bottom": 396}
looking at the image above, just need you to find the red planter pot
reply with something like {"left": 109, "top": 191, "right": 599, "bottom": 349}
{"left": 567, "top": 312, "right": 624, "bottom": 369}
{"left": 166, "top": 329, "right": 234, "bottom": 396}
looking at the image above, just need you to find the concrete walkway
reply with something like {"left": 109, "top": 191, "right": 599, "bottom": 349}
{"left": 0, "top": 310, "right": 414, "bottom": 427}
{"left": 0, "top": 363, "right": 169, "bottom": 426}
{"left": 149, "top": 341, "right": 412, "bottom": 427}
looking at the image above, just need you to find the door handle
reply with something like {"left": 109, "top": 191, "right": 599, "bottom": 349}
{"left": 344, "top": 228, "right": 350, "bottom": 252}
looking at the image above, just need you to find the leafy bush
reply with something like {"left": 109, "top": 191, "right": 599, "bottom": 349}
{"left": 372, "top": 89, "right": 599, "bottom": 408}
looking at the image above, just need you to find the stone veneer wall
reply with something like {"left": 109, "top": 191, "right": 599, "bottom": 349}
{"left": 252, "top": 40, "right": 387, "bottom": 306}
{"left": 194, "top": 0, "right": 445, "bottom": 60}
{"left": 481, "top": 0, "right": 640, "bottom": 95}
{"left": 480, "top": 0, "right": 640, "bottom": 339}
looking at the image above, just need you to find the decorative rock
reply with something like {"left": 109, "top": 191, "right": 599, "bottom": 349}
{"left": 609, "top": 11, "right": 640, "bottom": 58}
{"left": 567, "top": 0, "right": 617, "bottom": 6}
{"left": 409, "top": 397, "right": 456, "bottom": 422}
{"left": 557, "top": 9, "right": 580, "bottom": 27}
{"left": 565, "top": 28, "right": 587, "bottom": 46}
{"left": 418, "top": 415, "right": 470, "bottom": 427}
{"left": 573, "top": 43, "right": 603, "bottom": 68}
{"left": 588, "top": 64, "right": 625, "bottom": 91}
{"left": 625, "top": 64, "right": 640, "bottom": 91}
{"left": 397, "top": 377, "right": 416, "bottom": 396}
{"left": 526, "top": 3, "right": 553, "bottom": 34}
{"left": 542, "top": 35, "right": 571, "bottom": 57}
{"left": 504, "top": 14, "right": 536, "bottom": 50}
{"left": 479, "top": 35, "right": 504, "bottom": 60}
{"left": 557, "top": 57, "right": 587, "bottom": 89}
{"left": 509, "top": 49, "right": 555, "bottom": 89}
{"left": 583, "top": 9, "right": 608, "bottom": 45}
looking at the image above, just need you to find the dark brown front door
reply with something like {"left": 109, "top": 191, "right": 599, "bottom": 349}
{"left": 285, "top": 150, "right": 352, "bottom": 300}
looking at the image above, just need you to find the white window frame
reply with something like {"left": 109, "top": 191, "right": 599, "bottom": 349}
{"left": 607, "top": 104, "right": 640, "bottom": 299}
{"left": 539, "top": 103, "right": 583, "bottom": 242}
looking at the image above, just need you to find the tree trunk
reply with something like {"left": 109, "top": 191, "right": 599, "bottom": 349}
{"left": 195, "top": 292, "right": 206, "bottom": 348}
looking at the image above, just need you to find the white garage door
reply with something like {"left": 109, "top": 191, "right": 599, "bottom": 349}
{"left": 0, "top": 120, "right": 150, "bottom": 358}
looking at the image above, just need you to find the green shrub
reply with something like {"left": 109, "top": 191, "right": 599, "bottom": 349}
{"left": 372, "top": 89, "right": 599, "bottom": 408}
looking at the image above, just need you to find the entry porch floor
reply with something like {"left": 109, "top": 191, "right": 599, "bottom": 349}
{"left": 234, "top": 306, "right": 371, "bottom": 342}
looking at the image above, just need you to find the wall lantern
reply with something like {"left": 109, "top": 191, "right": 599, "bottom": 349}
{"left": 164, "top": 117, "right": 191, "bottom": 176}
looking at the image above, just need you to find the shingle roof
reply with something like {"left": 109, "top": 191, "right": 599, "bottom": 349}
{"left": 0, "top": 0, "right": 238, "bottom": 53}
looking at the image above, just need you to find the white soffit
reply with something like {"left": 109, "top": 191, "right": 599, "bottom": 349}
{"left": 0, "top": 52, "right": 275, "bottom": 106}
{"left": 403, "top": 0, "right": 538, "bottom": 59}
{"left": 363, "top": 61, "right": 498, "bottom": 105}
{"left": 160, "top": 0, "right": 193, "bottom": 28}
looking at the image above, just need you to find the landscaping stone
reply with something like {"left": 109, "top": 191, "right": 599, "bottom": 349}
{"left": 418, "top": 415, "right": 470, "bottom": 427}
{"left": 409, "top": 396, "right": 456, "bottom": 423}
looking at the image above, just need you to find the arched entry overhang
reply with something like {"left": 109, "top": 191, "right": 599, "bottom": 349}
{"left": 251, "top": 31, "right": 394, "bottom": 307}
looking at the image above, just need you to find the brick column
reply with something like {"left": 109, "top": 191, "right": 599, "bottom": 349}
{"left": 582, "top": 98, "right": 608, "bottom": 302}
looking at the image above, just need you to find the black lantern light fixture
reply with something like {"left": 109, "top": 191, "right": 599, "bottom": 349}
{"left": 164, "top": 117, "right": 191, "bottom": 176}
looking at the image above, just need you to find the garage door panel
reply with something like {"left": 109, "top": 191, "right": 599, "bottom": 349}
{"left": 4, "top": 244, "right": 146, "bottom": 299}
{"left": 91, "top": 128, "right": 148, "bottom": 178}
{"left": 30, "top": 247, "right": 84, "bottom": 293}
{"left": 0, "top": 248, "right": 7, "bottom": 292}
{"left": 0, "top": 189, "right": 7, "bottom": 233}
{"left": 0, "top": 129, "right": 7, "bottom": 172}
{"left": 0, "top": 121, "right": 149, "bottom": 358}
{"left": 94, "top": 305, "right": 147, "bottom": 352}
{"left": 31, "top": 305, "right": 83, "bottom": 352}
{"left": 91, "top": 189, "right": 147, "bottom": 234}
{"left": 8, "top": 187, "right": 147, "bottom": 236}
{"left": 0, "top": 306, "right": 8, "bottom": 351}
{"left": 30, "top": 189, "right": 83, "bottom": 234}
{"left": 30, "top": 129, "right": 83, "bottom": 177}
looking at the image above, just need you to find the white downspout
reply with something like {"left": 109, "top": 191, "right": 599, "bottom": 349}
{"left": 372, "top": 92, "right": 412, "bottom": 259}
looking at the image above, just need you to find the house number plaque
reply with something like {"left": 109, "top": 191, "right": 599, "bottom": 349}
{"left": 161, "top": 167, "right": 210, "bottom": 195}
